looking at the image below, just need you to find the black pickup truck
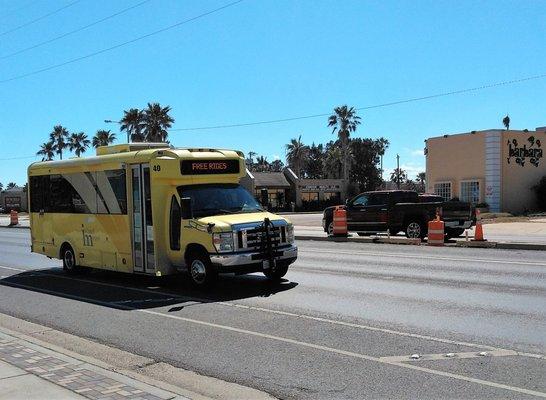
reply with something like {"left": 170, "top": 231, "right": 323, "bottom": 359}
{"left": 322, "top": 190, "right": 475, "bottom": 239}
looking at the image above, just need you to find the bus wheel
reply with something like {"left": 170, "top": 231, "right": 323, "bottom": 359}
{"left": 61, "top": 245, "right": 78, "bottom": 274}
{"left": 264, "top": 262, "right": 289, "bottom": 281}
{"left": 188, "top": 252, "right": 217, "bottom": 288}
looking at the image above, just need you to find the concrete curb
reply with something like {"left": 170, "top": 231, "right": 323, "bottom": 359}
{"left": 295, "top": 235, "right": 421, "bottom": 246}
{"left": 295, "top": 234, "right": 546, "bottom": 251}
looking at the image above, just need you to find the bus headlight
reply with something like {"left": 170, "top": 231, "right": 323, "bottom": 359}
{"left": 213, "top": 232, "right": 234, "bottom": 253}
{"left": 286, "top": 224, "right": 295, "bottom": 243}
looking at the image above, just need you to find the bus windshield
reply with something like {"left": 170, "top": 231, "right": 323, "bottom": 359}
{"left": 177, "top": 184, "right": 264, "bottom": 218}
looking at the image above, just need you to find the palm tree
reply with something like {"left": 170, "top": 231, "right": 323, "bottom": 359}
{"left": 92, "top": 130, "right": 116, "bottom": 148}
{"left": 143, "top": 103, "right": 174, "bottom": 142}
{"left": 285, "top": 135, "right": 309, "bottom": 178}
{"left": 68, "top": 132, "right": 90, "bottom": 157}
{"left": 323, "top": 145, "right": 343, "bottom": 179}
{"left": 256, "top": 156, "right": 270, "bottom": 172}
{"left": 120, "top": 108, "right": 145, "bottom": 143}
{"left": 49, "top": 125, "right": 69, "bottom": 160}
{"left": 503, "top": 114, "right": 510, "bottom": 130}
{"left": 37, "top": 141, "right": 56, "bottom": 161}
{"left": 390, "top": 168, "right": 408, "bottom": 184}
{"left": 6, "top": 182, "right": 17, "bottom": 189}
{"left": 245, "top": 151, "right": 257, "bottom": 169}
{"left": 416, "top": 172, "right": 426, "bottom": 193}
{"left": 327, "top": 106, "right": 361, "bottom": 187}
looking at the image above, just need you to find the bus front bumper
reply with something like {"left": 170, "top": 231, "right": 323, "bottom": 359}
{"left": 210, "top": 244, "right": 298, "bottom": 274}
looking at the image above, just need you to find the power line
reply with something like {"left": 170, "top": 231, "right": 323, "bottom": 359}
{"left": 2, "top": 71, "right": 544, "bottom": 161}
{"left": 0, "top": 0, "right": 81, "bottom": 37}
{"left": 0, "top": 0, "right": 244, "bottom": 84}
{"left": 0, "top": 155, "right": 37, "bottom": 161}
{"left": 169, "top": 72, "right": 546, "bottom": 131}
{"left": 0, "top": 0, "right": 152, "bottom": 60}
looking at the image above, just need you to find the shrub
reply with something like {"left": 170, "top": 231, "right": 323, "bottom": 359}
{"left": 532, "top": 176, "right": 546, "bottom": 211}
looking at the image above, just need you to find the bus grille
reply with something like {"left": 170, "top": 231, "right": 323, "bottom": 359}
{"left": 236, "top": 224, "right": 287, "bottom": 255}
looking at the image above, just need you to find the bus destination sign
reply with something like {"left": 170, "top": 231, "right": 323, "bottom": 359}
{"left": 181, "top": 159, "right": 240, "bottom": 175}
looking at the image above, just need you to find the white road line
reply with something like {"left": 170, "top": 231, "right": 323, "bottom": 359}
{"left": 379, "top": 349, "right": 518, "bottom": 363}
{"left": 299, "top": 248, "right": 546, "bottom": 267}
{"left": 2, "top": 264, "right": 544, "bottom": 360}
{"left": 139, "top": 309, "right": 546, "bottom": 398}
{"left": 0, "top": 265, "right": 26, "bottom": 272}
{"left": 2, "top": 279, "right": 546, "bottom": 398}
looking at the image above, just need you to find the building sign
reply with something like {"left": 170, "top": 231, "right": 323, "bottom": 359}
{"left": 507, "top": 137, "right": 543, "bottom": 167}
{"left": 180, "top": 159, "right": 240, "bottom": 175}
{"left": 299, "top": 184, "right": 340, "bottom": 191}
{"left": 4, "top": 196, "right": 21, "bottom": 208}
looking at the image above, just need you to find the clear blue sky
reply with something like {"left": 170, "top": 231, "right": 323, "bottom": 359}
{"left": 1, "top": 0, "right": 545, "bottom": 186}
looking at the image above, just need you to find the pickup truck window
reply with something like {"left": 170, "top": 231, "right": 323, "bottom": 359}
{"left": 352, "top": 195, "right": 369, "bottom": 206}
{"left": 368, "top": 193, "right": 389, "bottom": 206}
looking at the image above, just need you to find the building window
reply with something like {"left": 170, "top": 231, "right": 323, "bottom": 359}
{"left": 301, "top": 192, "right": 319, "bottom": 202}
{"left": 434, "top": 182, "right": 452, "bottom": 201}
{"left": 460, "top": 181, "right": 480, "bottom": 204}
{"left": 323, "top": 192, "right": 340, "bottom": 202}
{"left": 254, "top": 188, "right": 286, "bottom": 209}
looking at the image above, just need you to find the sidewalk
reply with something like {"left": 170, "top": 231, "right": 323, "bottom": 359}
{"left": 0, "top": 214, "right": 29, "bottom": 228}
{"left": 0, "top": 329, "right": 186, "bottom": 400}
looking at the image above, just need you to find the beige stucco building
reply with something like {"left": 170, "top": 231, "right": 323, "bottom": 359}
{"left": 426, "top": 127, "right": 545, "bottom": 214}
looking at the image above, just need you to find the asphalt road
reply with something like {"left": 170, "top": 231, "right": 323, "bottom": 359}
{"left": 1, "top": 228, "right": 545, "bottom": 399}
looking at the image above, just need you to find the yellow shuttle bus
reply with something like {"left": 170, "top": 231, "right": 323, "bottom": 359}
{"left": 28, "top": 143, "right": 297, "bottom": 287}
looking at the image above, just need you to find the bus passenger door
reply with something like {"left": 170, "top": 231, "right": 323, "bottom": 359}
{"left": 131, "top": 164, "right": 155, "bottom": 274}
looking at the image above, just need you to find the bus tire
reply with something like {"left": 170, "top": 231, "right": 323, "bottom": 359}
{"left": 187, "top": 251, "right": 217, "bottom": 288}
{"left": 264, "top": 262, "right": 289, "bottom": 281}
{"left": 61, "top": 244, "right": 79, "bottom": 274}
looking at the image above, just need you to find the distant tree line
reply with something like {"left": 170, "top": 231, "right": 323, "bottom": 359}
{"left": 0, "top": 182, "right": 27, "bottom": 191}
{"left": 36, "top": 102, "right": 174, "bottom": 161}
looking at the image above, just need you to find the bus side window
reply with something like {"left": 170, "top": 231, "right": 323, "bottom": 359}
{"left": 169, "top": 196, "right": 181, "bottom": 251}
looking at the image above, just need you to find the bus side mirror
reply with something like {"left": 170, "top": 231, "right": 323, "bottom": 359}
{"left": 180, "top": 197, "right": 193, "bottom": 220}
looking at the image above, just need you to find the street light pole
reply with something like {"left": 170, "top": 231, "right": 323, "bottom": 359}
{"left": 396, "top": 153, "right": 400, "bottom": 189}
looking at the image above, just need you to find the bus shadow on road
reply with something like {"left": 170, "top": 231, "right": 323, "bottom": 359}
{"left": 0, "top": 268, "right": 298, "bottom": 310}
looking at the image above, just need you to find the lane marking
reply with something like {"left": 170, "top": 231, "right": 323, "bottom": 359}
{"left": 0, "top": 265, "right": 26, "bottom": 272}
{"left": 298, "top": 248, "right": 546, "bottom": 267}
{"left": 379, "top": 349, "right": 518, "bottom": 363}
{"left": 2, "top": 264, "right": 544, "bottom": 360}
{"left": 137, "top": 310, "right": 546, "bottom": 398}
{"left": 2, "top": 279, "right": 546, "bottom": 398}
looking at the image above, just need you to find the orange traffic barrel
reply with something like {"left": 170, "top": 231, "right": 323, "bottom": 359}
{"left": 10, "top": 210, "right": 18, "bottom": 226}
{"left": 428, "top": 218, "right": 444, "bottom": 246}
{"left": 333, "top": 207, "right": 348, "bottom": 236}
{"left": 473, "top": 209, "right": 485, "bottom": 241}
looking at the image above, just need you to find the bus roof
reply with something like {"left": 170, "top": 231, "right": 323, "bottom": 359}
{"left": 28, "top": 144, "right": 244, "bottom": 174}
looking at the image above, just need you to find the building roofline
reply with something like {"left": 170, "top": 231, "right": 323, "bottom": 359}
{"left": 427, "top": 127, "right": 546, "bottom": 141}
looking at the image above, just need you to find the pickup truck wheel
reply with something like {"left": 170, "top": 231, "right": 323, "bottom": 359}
{"left": 187, "top": 252, "right": 217, "bottom": 288}
{"left": 405, "top": 221, "right": 425, "bottom": 239}
{"left": 327, "top": 220, "right": 334, "bottom": 236}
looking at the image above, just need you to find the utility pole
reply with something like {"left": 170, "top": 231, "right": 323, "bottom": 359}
{"left": 396, "top": 153, "right": 400, "bottom": 189}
